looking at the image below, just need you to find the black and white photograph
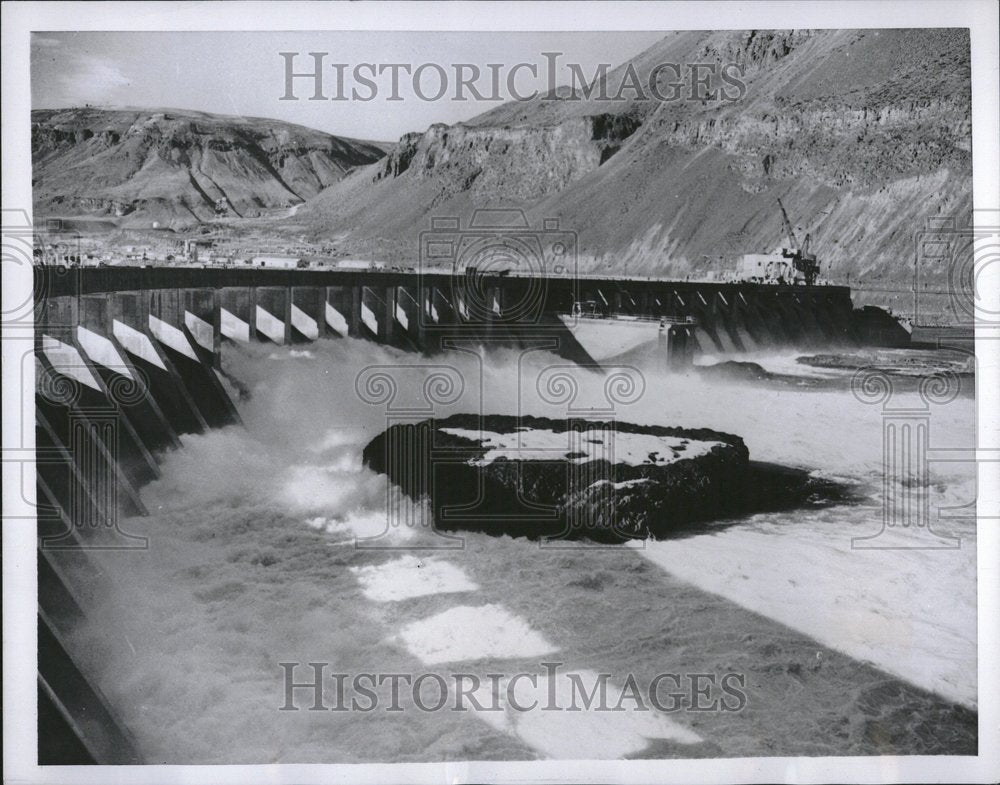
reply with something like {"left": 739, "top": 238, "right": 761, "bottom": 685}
{"left": 2, "top": 1, "right": 999, "bottom": 783}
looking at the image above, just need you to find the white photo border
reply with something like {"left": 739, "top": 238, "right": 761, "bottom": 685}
{"left": 3, "top": 1, "right": 998, "bottom": 783}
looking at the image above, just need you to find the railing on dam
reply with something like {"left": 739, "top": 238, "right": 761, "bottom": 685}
{"left": 36, "top": 262, "right": 852, "bottom": 297}
{"left": 34, "top": 265, "right": 857, "bottom": 355}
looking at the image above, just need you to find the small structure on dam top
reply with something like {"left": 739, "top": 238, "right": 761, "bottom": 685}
{"left": 738, "top": 198, "right": 821, "bottom": 287}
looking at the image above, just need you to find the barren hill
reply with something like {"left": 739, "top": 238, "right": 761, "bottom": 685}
{"left": 285, "top": 29, "right": 971, "bottom": 316}
{"left": 29, "top": 31, "right": 973, "bottom": 320}
{"left": 31, "top": 107, "right": 387, "bottom": 228}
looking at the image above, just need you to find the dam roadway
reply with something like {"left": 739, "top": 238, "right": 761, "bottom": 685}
{"left": 36, "top": 264, "right": 861, "bottom": 359}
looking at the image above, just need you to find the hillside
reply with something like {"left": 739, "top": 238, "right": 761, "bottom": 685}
{"left": 284, "top": 29, "right": 972, "bottom": 317}
{"left": 29, "top": 31, "right": 973, "bottom": 320}
{"left": 31, "top": 107, "right": 387, "bottom": 227}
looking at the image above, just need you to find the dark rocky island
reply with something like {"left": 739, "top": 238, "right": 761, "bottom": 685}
{"left": 363, "top": 413, "right": 847, "bottom": 542}
{"left": 695, "top": 360, "right": 832, "bottom": 390}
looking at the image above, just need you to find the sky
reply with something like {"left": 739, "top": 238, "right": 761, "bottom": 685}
{"left": 30, "top": 31, "right": 666, "bottom": 142}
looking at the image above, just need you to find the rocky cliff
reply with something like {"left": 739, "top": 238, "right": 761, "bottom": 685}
{"left": 32, "top": 108, "right": 387, "bottom": 227}
{"left": 287, "top": 29, "right": 971, "bottom": 319}
{"left": 372, "top": 115, "right": 642, "bottom": 201}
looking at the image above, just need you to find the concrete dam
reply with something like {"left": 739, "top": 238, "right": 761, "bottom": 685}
{"left": 34, "top": 264, "right": 873, "bottom": 762}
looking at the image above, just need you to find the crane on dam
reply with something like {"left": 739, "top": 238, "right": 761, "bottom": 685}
{"left": 738, "top": 198, "right": 820, "bottom": 286}
{"left": 777, "top": 197, "right": 820, "bottom": 286}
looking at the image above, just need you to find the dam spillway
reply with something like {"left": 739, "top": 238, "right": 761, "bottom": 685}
{"left": 36, "top": 264, "right": 861, "bottom": 357}
{"left": 32, "top": 264, "right": 871, "bottom": 761}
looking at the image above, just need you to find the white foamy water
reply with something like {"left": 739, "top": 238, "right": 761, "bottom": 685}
{"left": 59, "top": 339, "right": 976, "bottom": 761}
{"left": 397, "top": 604, "right": 557, "bottom": 664}
{"left": 636, "top": 519, "right": 977, "bottom": 708}
{"left": 473, "top": 669, "right": 703, "bottom": 759}
{"left": 351, "top": 556, "right": 479, "bottom": 602}
{"left": 622, "top": 352, "right": 978, "bottom": 709}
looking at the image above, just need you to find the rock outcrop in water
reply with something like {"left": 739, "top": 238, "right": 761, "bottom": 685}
{"left": 696, "top": 361, "right": 773, "bottom": 383}
{"left": 363, "top": 413, "right": 843, "bottom": 542}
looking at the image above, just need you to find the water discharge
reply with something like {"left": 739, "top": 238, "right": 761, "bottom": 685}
{"left": 64, "top": 338, "right": 977, "bottom": 761}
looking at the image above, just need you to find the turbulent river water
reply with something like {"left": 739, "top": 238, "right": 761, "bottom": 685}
{"left": 65, "top": 339, "right": 978, "bottom": 762}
